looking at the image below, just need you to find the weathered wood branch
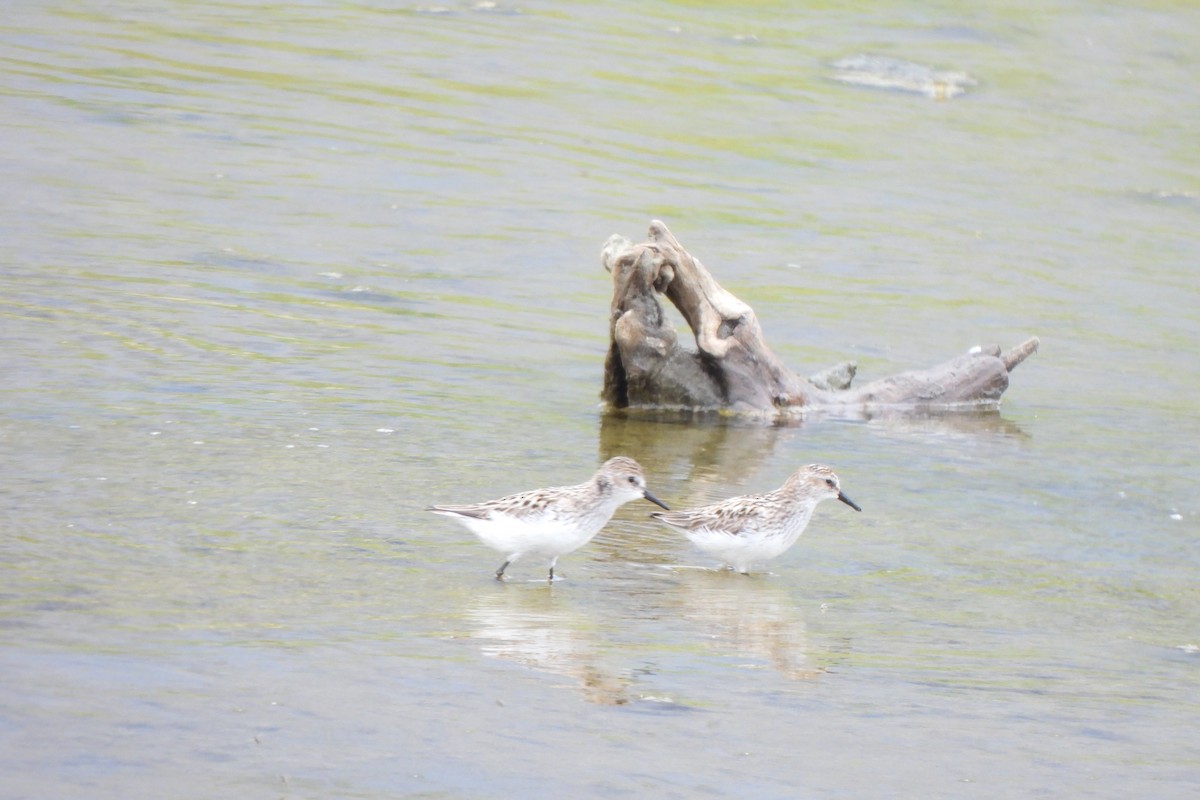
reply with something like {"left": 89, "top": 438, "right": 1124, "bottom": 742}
{"left": 602, "top": 220, "right": 1038, "bottom": 415}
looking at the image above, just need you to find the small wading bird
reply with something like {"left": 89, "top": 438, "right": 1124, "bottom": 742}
{"left": 429, "top": 456, "right": 669, "bottom": 582}
{"left": 651, "top": 464, "right": 861, "bottom": 574}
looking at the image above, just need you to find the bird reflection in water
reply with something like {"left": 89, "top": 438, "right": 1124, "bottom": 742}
{"left": 670, "top": 567, "right": 827, "bottom": 681}
{"left": 466, "top": 589, "right": 631, "bottom": 705}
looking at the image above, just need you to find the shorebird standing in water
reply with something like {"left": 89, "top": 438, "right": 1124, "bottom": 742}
{"left": 430, "top": 456, "right": 669, "bottom": 582}
{"left": 651, "top": 464, "right": 861, "bottom": 574}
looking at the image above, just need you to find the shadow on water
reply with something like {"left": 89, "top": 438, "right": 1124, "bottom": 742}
{"left": 602, "top": 404, "right": 1027, "bottom": 436}
{"left": 598, "top": 405, "right": 1026, "bottom": 480}
{"left": 822, "top": 405, "right": 1029, "bottom": 440}
{"left": 464, "top": 566, "right": 840, "bottom": 706}
{"left": 466, "top": 586, "right": 633, "bottom": 706}
{"left": 598, "top": 412, "right": 787, "bottom": 480}
{"left": 659, "top": 567, "right": 831, "bottom": 682}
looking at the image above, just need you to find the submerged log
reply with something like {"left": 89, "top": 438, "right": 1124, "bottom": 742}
{"left": 602, "top": 220, "right": 1038, "bottom": 415}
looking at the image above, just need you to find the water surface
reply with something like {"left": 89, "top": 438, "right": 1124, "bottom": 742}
{"left": 2, "top": 1, "right": 1198, "bottom": 797}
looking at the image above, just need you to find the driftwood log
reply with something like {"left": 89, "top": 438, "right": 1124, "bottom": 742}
{"left": 602, "top": 220, "right": 1039, "bottom": 416}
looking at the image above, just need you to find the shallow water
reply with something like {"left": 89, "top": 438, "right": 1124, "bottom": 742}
{"left": 2, "top": 1, "right": 1199, "bottom": 797}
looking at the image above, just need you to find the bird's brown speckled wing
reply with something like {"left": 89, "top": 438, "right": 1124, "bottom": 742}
{"left": 431, "top": 485, "right": 571, "bottom": 520}
{"left": 652, "top": 492, "right": 778, "bottom": 536}
{"left": 486, "top": 487, "right": 568, "bottom": 517}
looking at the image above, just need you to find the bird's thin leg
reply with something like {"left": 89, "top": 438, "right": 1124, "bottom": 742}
{"left": 495, "top": 560, "right": 510, "bottom": 580}
{"left": 547, "top": 557, "right": 559, "bottom": 583}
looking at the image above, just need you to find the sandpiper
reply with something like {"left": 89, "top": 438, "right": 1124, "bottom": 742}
{"left": 429, "top": 456, "right": 669, "bottom": 582}
{"left": 650, "top": 464, "right": 860, "bottom": 574}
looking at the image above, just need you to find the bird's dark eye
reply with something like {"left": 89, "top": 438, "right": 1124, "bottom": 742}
{"left": 825, "top": 478, "right": 835, "bottom": 487}
{"left": 628, "top": 476, "right": 638, "bottom": 484}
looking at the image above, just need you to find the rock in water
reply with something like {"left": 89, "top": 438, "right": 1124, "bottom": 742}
{"left": 830, "top": 55, "right": 977, "bottom": 99}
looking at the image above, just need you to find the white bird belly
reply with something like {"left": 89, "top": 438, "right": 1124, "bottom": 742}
{"left": 687, "top": 529, "right": 794, "bottom": 562}
{"left": 684, "top": 513, "right": 810, "bottom": 570}
{"left": 460, "top": 512, "right": 605, "bottom": 558}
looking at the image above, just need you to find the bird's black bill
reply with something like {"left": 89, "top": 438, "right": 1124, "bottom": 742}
{"left": 838, "top": 491, "right": 862, "bottom": 512}
{"left": 643, "top": 490, "right": 670, "bottom": 510}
